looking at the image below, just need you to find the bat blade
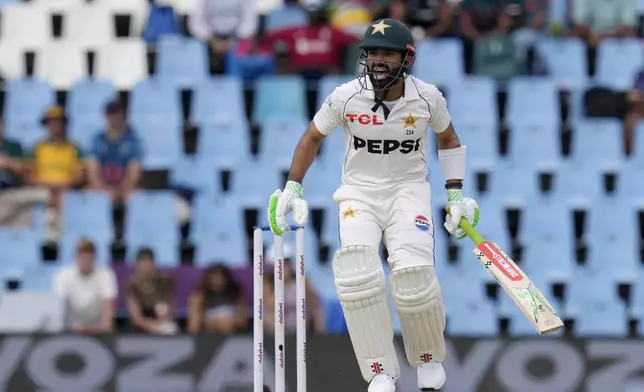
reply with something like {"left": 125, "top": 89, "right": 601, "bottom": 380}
{"left": 474, "top": 241, "right": 564, "bottom": 335}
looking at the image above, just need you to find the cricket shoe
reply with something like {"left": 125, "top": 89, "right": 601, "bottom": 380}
{"left": 417, "top": 362, "right": 446, "bottom": 391}
{"left": 368, "top": 374, "right": 396, "bottom": 392}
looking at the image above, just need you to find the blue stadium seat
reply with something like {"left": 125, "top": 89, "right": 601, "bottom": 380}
{"left": 630, "top": 122, "right": 644, "bottom": 166}
{"left": 414, "top": 39, "right": 465, "bottom": 87}
{"left": 571, "top": 119, "right": 623, "bottom": 169}
{"left": 447, "top": 76, "right": 497, "bottom": 128}
{"left": 58, "top": 231, "right": 111, "bottom": 266}
{"left": 317, "top": 75, "right": 353, "bottom": 108}
{"left": 68, "top": 78, "right": 116, "bottom": 128}
{"left": 156, "top": 36, "right": 208, "bottom": 88}
{"left": 170, "top": 156, "right": 219, "bottom": 193}
{"left": 595, "top": 39, "right": 644, "bottom": 90}
{"left": 565, "top": 268, "right": 628, "bottom": 336}
{"left": 0, "top": 229, "right": 40, "bottom": 274}
{"left": 585, "top": 197, "right": 639, "bottom": 277}
{"left": 197, "top": 121, "right": 252, "bottom": 168}
{"left": 443, "top": 278, "right": 497, "bottom": 336}
{"left": 553, "top": 162, "right": 603, "bottom": 201}
{"left": 508, "top": 123, "right": 560, "bottom": 169}
{"left": 265, "top": 5, "right": 308, "bottom": 32}
{"left": 4, "top": 78, "right": 54, "bottom": 146}
{"left": 536, "top": 38, "right": 588, "bottom": 89}
{"left": 191, "top": 195, "right": 247, "bottom": 267}
{"left": 632, "top": 271, "right": 644, "bottom": 333}
{"left": 322, "top": 204, "right": 340, "bottom": 245}
{"left": 125, "top": 191, "right": 179, "bottom": 265}
{"left": 133, "top": 120, "right": 182, "bottom": 169}
{"left": 618, "top": 162, "right": 644, "bottom": 196}
{"left": 506, "top": 77, "right": 559, "bottom": 128}
{"left": 191, "top": 77, "right": 246, "bottom": 125}
{"left": 486, "top": 162, "right": 540, "bottom": 204}
{"left": 21, "top": 265, "right": 61, "bottom": 292}
{"left": 129, "top": 79, "right": 181, "bottom": 127}
{"left": 324, "top": 299, "right": 348, "bottom": 333}
{"left": 519, "top": 197, "right": 574, "bottom": 280}
{"left": 258, "top": 119, "right": 307, "bottom": 165}
{"left": 230, "top": 161, "right": 283, "bottom": 206}
{"left": 62, "top": 191, "right": 113, "bottom": 241}
{"left": 68, "top": 117, "right": 102, "bottom": 151}
{"left": 252, "top": 76, "right": 307, "bottom": 124}
{"left": 303, "top": 160, "right": 342, "bottom": 205}
{"left": 318, "top": 128, "right": 345, "bottom": 165}
{"left": 450, "top": 122, "right": 497, "bottom": 170}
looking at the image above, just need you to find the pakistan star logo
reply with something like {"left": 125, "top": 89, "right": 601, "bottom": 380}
{"left": 401, "top": 113, "right": 419, "bottom": 129}
{"left": 371, "top": 20, "right": 391, "bottom": 35}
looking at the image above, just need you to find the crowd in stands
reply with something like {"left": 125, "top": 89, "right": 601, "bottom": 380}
{"left": 0, "top": 0, "right": 643, "bottom": 337}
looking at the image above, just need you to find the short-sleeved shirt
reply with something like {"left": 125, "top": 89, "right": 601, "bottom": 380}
{"left": 30, "top": 140, "right": 83, "bottom": 185}
{"left": 0, "top": 138, "right": 23, "bottom": 188}
{"left": 89, "top": 130, "right": 142, "bottom": 186}
{"left": 313, "top": 75, "right": 451, "bottom": 188}
{"left": 54, "top": 265, "right": 117, "bottom": 329}
{"left": 572, "top": 0, "right": 636, "bottom": 33}
{"left": 126, "top": 272, "right": 175, "bottom": 319}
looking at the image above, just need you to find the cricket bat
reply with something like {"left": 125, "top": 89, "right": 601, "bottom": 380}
{"left": 459, "top": 219, "right": 564, "bottom": 335}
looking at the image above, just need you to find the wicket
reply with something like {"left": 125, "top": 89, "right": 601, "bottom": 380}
{"left": 253, "top": 225, "right": 307, "bottom": 392}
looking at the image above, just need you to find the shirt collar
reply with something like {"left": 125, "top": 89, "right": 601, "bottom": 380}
{"left": 359, "top": 75, "right": 420, "bottom": 102}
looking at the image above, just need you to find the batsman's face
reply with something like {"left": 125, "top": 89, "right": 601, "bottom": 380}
{"left": 367, "top": 49, "right": 403, "bottom": 81}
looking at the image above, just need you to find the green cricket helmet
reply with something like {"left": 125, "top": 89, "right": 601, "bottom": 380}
{"left": 356, "top": 18, "right": 416, "bottom": 92}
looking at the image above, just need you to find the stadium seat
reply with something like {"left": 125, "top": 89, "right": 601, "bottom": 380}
{"left": 632, "top": 271, "right": 644, "bottom": 332}
{"left": 156, "top": 36, "right": 208, "bottom": 88}
{"left": 68, "top": 79, "right": 117, "bottom": 125}
{"left": 20, "top": 265, "right": 62, "bottom": 292}
{"left": 585, "top": 197, "right": 639, "bottom": 277}
{"left": 0, "top": 43, "right": 25, "bottom": 80}
{"left": 450, "top": 122, "right": 497, "bottom": 170}
{"left": 1, "top": 3, "right": 51, "bottom": 48}
{"left": 125, "top": 191, "right": 179, "bottom": 265}
{"left": 553, "top": 161, "right": 604, "bottom": 201}
{"left": 0, "top": 229, "right": 40, "bottom": 274}
{"left": 31, "top": 0, "right": 85, "bottom": 11}
{"left": 303, "top": 160, "right": 343, "bottom": 205}
{"left": 258, "top": 119, "right": 307, "bottom": 165}
{"left": 317, "top": 75, "right": 354, "bottom": 108}
{"left": 628, "top": 121, "right": 644, "bottom": 166}
{"left": 318, "top": 128, "right": 346, "bottom": 165}
{"left": 536, "top": 38, "right": 588, "bottom": 89}
{"left": 133, "top": 120, "right": 182, "bottom": 169}
{"left": 414, "top": 39, "right": 464, "bottom": 87}
{"left": 447, "top": 76, "right": 498, "bottom": 128}
{"left": 252, "top": 76, "right": 307, "bottom": 124}
{"left": 62, "top": 4, "right": 115, "bottom": 48}
{"left": 61, "top": 191, "right": 113, "bottom": 241}
{"left": 230, "top": 161, "right": 283, "bottom": 206}
{"left": 443, "top": 278, "right": 498, "bottom": 336}
{"left": 321, "top": 204, "right": 340, "bottom": 245}
{"left": 595, "top": 39, "right": 644, "bottom": 90}
{"left": 129, "top": 79, "right": 182, "bottom": 127}
{"left": 519, "top": 197, "right": 575, "bottom": 280}
{"left": 191, "top": 76, "right": 246, "bottom": 125}
{"left": 618, "top": 161, "right": 644, "bottom": 196}
{"left": 486, "top": 162, "right": 540, "bottom": 204}
{"left": 93, "top": 0, "right": 149, "bottom": 32}
{"left": 35, "top": 42, "right": 87, "bottom": 89}
{"left": 265, "top": 5, "right": 308, "bottom": 32}
{"left": 571, "top": 119, "right": 623, "bottom": 169}
{"left": 58, "top": 231, "right": 111, "bottom": 266}
{"left": 508, "top": 123, "right": 560, "bottom": 169}
{"left": 565, "top": 268, "right": 628, "bottom": 336}
{"left": 191, "top": 195, "right": 247, "bottom": 267}
{"left": 506, "top": 77, "right": 559, "bottom": 128}
{"left": 95, "top": 39, "right": 147, "bottom": 89}
{"left": 170, "top": 156, "right": 218, "bottom": 193}
{"left": 198, "top": 121, "right": 252, "bottom": 167}
{"left": 3, "top": 78, "right": 54, "bottom": 146}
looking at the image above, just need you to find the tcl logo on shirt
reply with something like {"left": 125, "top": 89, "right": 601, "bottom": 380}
{"left": 345, "top": 113, "right": 384, "bottom": 125}
{"left": 353, "top": 136, "right": 422, "bottom": 154}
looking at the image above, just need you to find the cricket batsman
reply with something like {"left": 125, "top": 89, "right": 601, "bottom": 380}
{"left": 267, "top": 18, "right": 479, "bottom": 392}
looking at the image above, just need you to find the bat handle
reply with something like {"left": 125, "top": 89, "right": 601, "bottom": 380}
{"left": 459, "top": 218, "right": 486, "bottom": 246}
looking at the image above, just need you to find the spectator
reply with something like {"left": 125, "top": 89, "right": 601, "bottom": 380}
{"left": 187, "top": 264, "right": 248, "bottom": 333}
{"left": 0, "top": 117, "right": 49, "bottom": 227}
{"left": 86, "top": 100, "right": 142, "bottom": 206}
{"left": 188, "top": 0, "right": 259, "bottom": 73}
{"left": 329, "top": 0, "right": 375, "bottom": 37}
{"left": 54, "top": 238, "right": 117, "bottom": 333}
{"left": 264, "top": 243, "right": 325, "bottom": 334}
{"left": 572, "top": 0, "right": 636, "bottom": 47}
{"left": 26, "top": 106, "right": 84, "bottom": 240}
{"left": 260, "top": 1, "right": 357, "bottom": 79}
{"left": 623, "top": 70, "right": 644, "bottom": 155}
{"left": 126, "top": 248, "right": 178, "bottom": 334}
{"left": 142, "top": 0, "right": 182, "bottom": 45}
{"left": 405, "top": 0, "right": 456, "bottom": 39}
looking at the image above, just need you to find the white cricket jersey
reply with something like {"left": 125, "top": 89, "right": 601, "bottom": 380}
{"left": 313, "top": 75, "right": 451, "bottom": 188}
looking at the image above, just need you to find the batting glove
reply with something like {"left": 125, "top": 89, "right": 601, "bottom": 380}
{"left": 268, "top": 181, "right": 308, "bottom": 236}
{"left": 444, "top": 188, "right": 479, "bottom": 240}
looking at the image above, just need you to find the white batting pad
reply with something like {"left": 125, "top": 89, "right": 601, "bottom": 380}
{"left": 333, "top": 245, "right": 401, "bottom": 382}
{"left": 389, "top": 265, "right": 446, "bottom": 364}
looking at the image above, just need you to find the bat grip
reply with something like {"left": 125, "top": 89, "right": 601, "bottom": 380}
{"left": 459, "top": 218, "right": 486, "bottom": 246}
